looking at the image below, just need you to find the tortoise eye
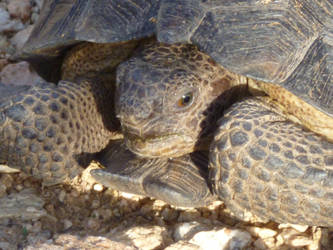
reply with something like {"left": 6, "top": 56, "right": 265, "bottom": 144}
{"left": 177, "top": 92, "right": 193, "bottom": 107}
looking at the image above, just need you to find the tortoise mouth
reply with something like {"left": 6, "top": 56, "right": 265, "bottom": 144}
{"left": 124, "top": 133, "right": 195, "bottom": 158}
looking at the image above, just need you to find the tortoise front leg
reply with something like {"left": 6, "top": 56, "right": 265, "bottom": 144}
{"left": 91, "top": 140, "right": 214, "bottom": 207}
{"left": 0, "top": 80, "right": 118, "bottom": 185}
{"left": 210, "top": 97, "right": 333, "bottom": 226}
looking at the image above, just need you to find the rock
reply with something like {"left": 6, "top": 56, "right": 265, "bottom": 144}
{"left": 86, "top": 218, "right": 100, "bottom": 231}
{"left": 57, "top": 190, "right": 66, "bottom": 203}
{"left": 30, "top": 12, "right": 40, "bottom": 24}
{"left": 161, "top": 207, "right": 179, "bottom": 222}
{"left": 25, "top": 234, "right": 135, "bottom": 250}
{"left": 165, "top": 241, "right": 200, "bottom": 250}
{"left": 63, "top": 219, "right": 73, "bottom": 230}
{"left": 189, "top": 228, "right": 252, "bottom": 250}
{"left": 277, "top": 228, "right": 304, "bottom": 242}
{"left": 275, "top": 227, "right": 311, "bottom": 247}
{"left": 93, "top": 183, "right": 104, "bottom": 192}
{"left": 0, "top": 8, "right": 24, "bottom": 32}
{"left": 247, "top": 226, "right": 277, "bottom": 239}
{"left": 288, "top": 236, "right": 313, "bottom": 247}
{"left": 10, "top": 25, "right": 34, "bottom": 50}
{"left": 278, "top": 223, "right": 309, "bottom": 233}
{"left": 7, "top": 0, "right": 32, "bottom": 22}
{"left": 124, "top": 225, "right": 170, "bottom": 250}
{"left": 253, "top": 238, "right": 276, "bottom": 249}
{"left": 109, "top": 225, "right": 171, "bottom": 250}
{"left": 0, "top": 241, "right": 12, "bottom": 250}
{"left": 173, "top": 222, "right": 212, "bottom": 242}
{"left": 177, "top": 209, "right": 201, "bottom": 222}
{"left": 0, "top": 188, "right": 46, "bottom": 220}
{"left": 0, "top": 61, "right": 43, "bottom": 86}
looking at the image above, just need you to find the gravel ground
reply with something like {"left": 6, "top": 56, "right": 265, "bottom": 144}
{"left": 0, "top": 0, "right": 333, "bottom": 249}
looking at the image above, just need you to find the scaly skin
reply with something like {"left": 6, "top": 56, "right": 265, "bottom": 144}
{"left": 108, "top": 42, "right": 333, "bottom": 226}
{"left": 0, "top": 80, "right": 118, "bottom": 185}
{"left": 61, "top": 41, "right": 139, "bottom": 81}
{"left": 210, "top": 97, "right": 333, "bottom": 226}
{"left": 116, "top": 42, "right": 247, "bottom": 157}
{"left": 116, "top": 42, "right": 333, "bottom": 158}
{"left": 2, "top": 41, "right": 332, "bottom": 225}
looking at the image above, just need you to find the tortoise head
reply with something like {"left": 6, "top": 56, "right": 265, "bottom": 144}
{"left": 116, "top": 43, "right": 236, "bottom": 158}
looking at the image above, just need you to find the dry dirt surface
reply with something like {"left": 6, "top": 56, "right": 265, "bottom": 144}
{"left": 0, "top": 0, "right": 333, "bottom": 249}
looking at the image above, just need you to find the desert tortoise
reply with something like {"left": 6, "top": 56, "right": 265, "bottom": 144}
{"left": 1, "top": 0, "right": 332, "bottom": 226}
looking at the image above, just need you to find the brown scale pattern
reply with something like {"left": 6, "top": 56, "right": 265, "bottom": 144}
{"left": 0, "top": 80, "right": 118, "bottom": 185}
{"left": 251, "top": 81, "right": 333, "bottom": 142}
{"left": 61, "top": 41, "right": 139, "bottom": 81}
{"left": 210, "top": 97, "right": 333, "bottom": 226}
{"left": 116, "top": 43, "right": 241, "bottom": 157}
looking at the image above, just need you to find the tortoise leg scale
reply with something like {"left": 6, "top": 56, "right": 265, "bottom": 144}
{"left": 0, "top": 80, "right": 118, "bottom": 185}
{"left": 210, "top": 97, "right": 333, "bottom": 226}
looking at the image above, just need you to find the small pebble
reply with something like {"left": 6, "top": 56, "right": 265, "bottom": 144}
{"left": 189, "top": 228, "right": 252, "bottom": 250}
{"left": 15, "top": 184, "right": 24, "bottom": 191}
{"left": 177, "top": 209, "right": 201, "bottom": 222}
{"left": 113, "top": 208, "right": 121, "bottom": 217}
{"left": 23, "top": 179, "right": 33, "bottom": 188}
{"left": 31, "top": 221, "right": 42, "bottom": 233}
{"left": 279, "top": 228, "right": 303, "bottom": 241}
{"left": 24, "top": 223, "right": 33, "bottom": 231}
{"left": 91, "top": 199, "right": 100, "bottom": 209}
{"left": 165, "top": 241, "right": 200, "bottom": 250}
{"left": 58, "top": 190, "right": 66, "bottom": 203}
{"left": 0, "top": 242, "right": 11, "bottom": 250}
{"left": 7, "top": 0, "right": 32, "bottom": 22}
{"left": 288, "top": 236, "right": 313, "bottom": 247}
{"left": 70, "top": 190, "right": 80, "bottom": 198}
{"left": 140, "top": 204, "right": 154, "bottom": 214}
{"left": 161, "top": 207, "right": 178, "bottom": 222}
{"left": 0, "top": 8, "right": 24, "bottom": 32}
{"left": 10, "top": 25, "right": 33, "bottom": 49}
{"left": 173, "top": 222, "right": 212, "bottom": 242}
{"left": 63, "top": 219, "right": 73, "bottom": 230}
{"left": 254, "top": 238, "right": 276, "bottom": 249}
{"left": 86, "top": 218, "right": 100, "bottom": 231}
{"left": 0, "top": 174, "right": 14, "bottom": 188}
{"left": 247, "top": 226, "right": 277, "bottom": 238}
{"left": 153, "top": 199, "right": 167, "bottom": 209}
{"left": 26, "top": 206, "right": 38, "bottom": 213}
{"left": 278, "top": 223, "right": 309, "bottom": 233}
{"left": 30, "top": 12, "right": 39, "bottom": 23}
{"left": 0, "top": 62, "right": 43, "bottom": 86}
{"left": 173, "top": 222, "right": 199, "bottom": 241}
{"left": 123, "top": 226, "right": 169, "bottom": 250}
{"left": 93, "top": 183, "right": 103, "bottom": 192}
